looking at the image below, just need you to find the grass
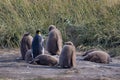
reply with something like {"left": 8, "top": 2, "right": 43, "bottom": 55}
{"left": 0, "top": 0, "right": 120, "bottom": 56}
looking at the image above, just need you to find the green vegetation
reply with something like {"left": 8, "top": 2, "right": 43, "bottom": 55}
{"left": 0, "top": 0, "right": 120, "bottom": 56}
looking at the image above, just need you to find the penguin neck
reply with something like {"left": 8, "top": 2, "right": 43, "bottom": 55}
{"left": 37, "top": 33, "right": 41, "bottom": 36}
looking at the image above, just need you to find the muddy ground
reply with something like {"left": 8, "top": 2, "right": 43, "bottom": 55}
{"left": 0, "top": 49, "right": 120, "bottom": 80}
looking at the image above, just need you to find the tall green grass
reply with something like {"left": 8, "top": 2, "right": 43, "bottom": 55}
{"left": 0, "top": 0, "right": 120, "bottom": 56}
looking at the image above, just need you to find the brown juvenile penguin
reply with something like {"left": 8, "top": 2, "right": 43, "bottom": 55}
{"left": 82, "top": 48, "right": 99, "bottom": 56}
{"left": 30, "top": 54, "right": 58, "bottom": 66}
{"left": 25, "top": 49, "right": 53, "bottom": 63}
{"left": 25, "top": 49, "right": 33, "bottom": 63}
{"left": 83, "top": 50, "right": 111, "bottom": 64}
{"left": 59, "top": 41, "right": 76, "bottom": 68}
{"left": 46, "top": 25, "right": 62, "bottom": 55}
{"left": 20, "top": 32, "right": 33, "bottom": 60}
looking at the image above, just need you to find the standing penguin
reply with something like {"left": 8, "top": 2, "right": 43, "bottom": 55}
{"left": 46, "top": 25, "right": 63, "bottom": 55}
{"left": 20, "top": 32, "right": 33, "bottom": 60}
{"left": 59, "top": 41, "right": 76, "bottom": 68}
{"left": 32, "top": 30, "right": 44, "bottom": 58}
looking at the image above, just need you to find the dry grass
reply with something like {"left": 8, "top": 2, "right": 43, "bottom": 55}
{"left": 0, "top": 0, "right": 120, "bottom": 55}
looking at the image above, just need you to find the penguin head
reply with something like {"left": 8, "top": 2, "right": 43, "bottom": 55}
{"left": 48, "top": 25, "right": 56, "bottom": 31}
{"left": 36, "top": 29, "right": 41, "bottom": 35}
{"left": 24, "top": 32, "right": 30, "bottom": 36}
{"left": 65, "top": 41, "right": 73, "bottom": 45}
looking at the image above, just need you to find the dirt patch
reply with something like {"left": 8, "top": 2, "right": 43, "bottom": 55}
{"left": 0, "top": 49, "right": 120, "bottom": 80}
